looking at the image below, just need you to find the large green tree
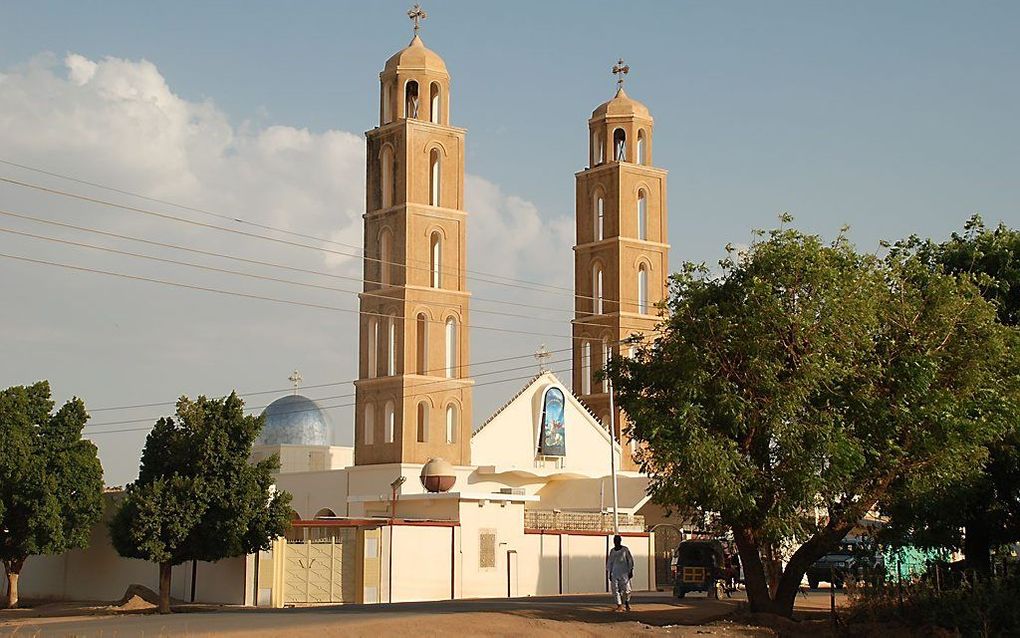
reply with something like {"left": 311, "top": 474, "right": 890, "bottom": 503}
{"left": 607, "top": 223, "right": 1016, "bottom": 616}
{"left": 882, "top": 216, "right": 1020, "bottom": 573}
{"left": 109, "top": 392, "right": 292, "bottom": 613}
{"left": 0, "top": 381, "right": 104, "bottom": 608}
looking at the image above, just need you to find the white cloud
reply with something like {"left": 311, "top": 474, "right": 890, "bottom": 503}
{"left": 0, "top": 52, "right": 575, "bottom": 484}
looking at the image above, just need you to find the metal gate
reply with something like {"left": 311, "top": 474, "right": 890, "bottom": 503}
{"left": 652, "top": 524, "right": 683, "bottom": 589}
{"left": 284, "top": 527, "right": 357, "bottom": 604}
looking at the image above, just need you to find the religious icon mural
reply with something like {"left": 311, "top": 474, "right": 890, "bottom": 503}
{"left": 538, "top": 387, "right": 566, "bottom": 456}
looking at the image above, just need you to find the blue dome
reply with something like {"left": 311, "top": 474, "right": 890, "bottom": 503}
{"left": 257, "top": 394, "right": 330, "bottom": 446}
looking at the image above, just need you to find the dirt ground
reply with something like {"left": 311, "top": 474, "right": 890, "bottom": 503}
{"left": 0, "top": 590, "right": 853, "bottom": 637}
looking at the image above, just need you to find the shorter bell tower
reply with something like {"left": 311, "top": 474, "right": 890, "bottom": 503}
{"left": 572, "top": 61, "right": 670, "bottom": 471}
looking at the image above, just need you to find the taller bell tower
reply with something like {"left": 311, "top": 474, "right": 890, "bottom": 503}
{"left": 572, "top": 63, "right": 670, "bottom": 471}
{"left": 354, "top": 11, "right": 473, "bottom": 466}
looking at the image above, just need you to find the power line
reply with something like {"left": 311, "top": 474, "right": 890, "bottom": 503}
{"left": 0, "top": 250, "right": 576, "bottom": 340}
{"left": 0, "top": 158, "right": 582, "bottom": 294}
{"left": 83, "top": 365, "right": 576, "bottom": 437}
{"left": 0, "top": 208, "right": 580, "bottom": 318}
{"left": 0, "top": 173, "right": 652, "bottom": 307}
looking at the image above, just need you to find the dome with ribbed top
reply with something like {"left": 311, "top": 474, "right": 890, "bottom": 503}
{"left": 384, "top": 35, "right": 448, "bottom": 75}
{"left": 592, "top": 87, "right": 651, "bottom": 120}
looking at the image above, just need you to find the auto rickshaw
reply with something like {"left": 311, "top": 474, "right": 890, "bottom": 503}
{"left": 671, "top": 539, "right": 726, "bottom": 598}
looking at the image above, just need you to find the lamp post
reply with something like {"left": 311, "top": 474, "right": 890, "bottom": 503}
{"left": 608, "top": 379, "right": 620, "bottom": 534}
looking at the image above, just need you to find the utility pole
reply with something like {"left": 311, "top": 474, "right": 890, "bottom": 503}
{"left": 608, "top": 379, "right": 620, "bottom": 534}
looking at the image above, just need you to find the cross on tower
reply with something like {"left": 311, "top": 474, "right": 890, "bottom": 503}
{"left": 408, "top": 4, "right": 427, "bottom": 36}
{"left": 288, "top": 369, "right": 303, "bottom": 395}
{"left": 534, "top": 344, "right": 552, "bottom": 373}
{"left": 612, "top": 58, "right": 630, "bottom": 89}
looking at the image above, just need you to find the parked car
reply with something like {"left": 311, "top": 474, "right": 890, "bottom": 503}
{"left": 806, "top": 540, "right": 884, "bottom": 589}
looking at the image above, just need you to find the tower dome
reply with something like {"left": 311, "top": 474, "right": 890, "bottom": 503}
{"left": 383, "top": 35, "right": 448, "bottom": 75}
{"left": 592, "top": 87, "right": 651, "bottom": 120}
{"left": 257, "top": 394, "right": 330, "bottom": 446}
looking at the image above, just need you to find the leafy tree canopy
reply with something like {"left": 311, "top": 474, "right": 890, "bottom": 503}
{"left": 109, "top": 392, "right": 291, "bottom": 612}
{"left": 607, "top": 222, "right": 1017, "bottom": 616}
{"left": 0, "top": 381, "right": 104, "bottom": 608}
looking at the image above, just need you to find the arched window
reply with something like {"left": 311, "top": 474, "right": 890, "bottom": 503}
{"left": 602, "top": 339, "right": 611, "bottom": 392}
{"left": 638, "top": 264, "right": 649, "bottom": 314}
{"left": 594, "top": 195, "right": 604, "bottom": 241}
{"left": 430, "top": 231, "right": 442, "bottom": 288}
{"left": 382, "top": 84, "right": 392, "bottom": 125}
{"left": 416, "top": 312, "right": 428, "bottom": 375}
{"left": 593, "top": 264, "right": 604, "bottom": 314}
{"left": 368, "top": 317, "right": 378, "bottom": 378}
{"left": 364, "top": 404, "right": 375, "bottom": 445}
{"left": 416, "top": 401, "right": 429, "bottom": 443}
{"left": 384, "top": 401, "right": 395, "bottom": 443}
{"left": 613, "top": 128, "right": 627, "bottom": 162}
{"left": 581, "top": 341, "right": 591, "bottom": 395}
{"left": 445, "top": 317, "right": 457, "bottom": 378}
{"left": 405, "top": 80, "right": 419, "bottom": 119}
{"left": 636, "top": 129, "right": 646, "bottom": 164}
{"left": 429, "top": 82, "right": 441, "bottom": 124}
{"left": 380, "top": 147, "right": 394, "bottom": 210}
{"left": 379, "top": 228, "right": 392, "bottom": 286}
{"left": 637, "top": 190, "right": 648, "bottom": 241}
{"left": 595, "top": 130, "right": 605, "bottom": 165}
{"left": 446, "top": 404, "right": 458, "bottom": 444}
{"left": 429, "top": 149, "right": 441, "bottom": 207}
{"left": 387, "top": 315, "right": 396, "bottom": 376}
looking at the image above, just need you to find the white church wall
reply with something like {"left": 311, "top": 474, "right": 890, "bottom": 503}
{"left": 274, "top": 468, "right": 350, "bottom": 519}
{"left": 388, "top": 524, "right": 456, "bottom": 602}
{"left": 472, "top": 375, "right": 621, "bottom": 478}
{"left": 457, "top": 499, "right": 527, "bottom": 599}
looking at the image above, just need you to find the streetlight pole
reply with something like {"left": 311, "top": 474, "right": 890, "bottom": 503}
{"left": 608, "top": 379, "right": 620, "bottom": 534}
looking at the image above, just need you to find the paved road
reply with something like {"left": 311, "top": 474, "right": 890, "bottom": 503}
{"left": 0, "top": 590, "right": 845, "bottom": 637}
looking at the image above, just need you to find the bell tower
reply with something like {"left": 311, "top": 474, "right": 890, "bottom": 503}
{"left": 572, "top": 61, "right": 670, "bottom": 471}
{"left": 354, "top": 9, "right": 473, "bottom": 466}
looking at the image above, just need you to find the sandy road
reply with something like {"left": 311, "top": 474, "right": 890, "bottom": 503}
{"left": 0, "top": 590, "right": 845, "bottom": 637}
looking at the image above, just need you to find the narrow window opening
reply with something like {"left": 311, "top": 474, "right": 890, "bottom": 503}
{"left": 637, "top": 190, "right": 647, "bottom": 241}
{"left": 429, "top": 82, "right": 441, "bottom": 124}
{"left": 638, "top": 264, "right": 649, "bottom": 314}
{"left": 364, "top": 404, "right": 375, "bottom": 445}
{"left": 446, "top": 404, "right": 458, "bottom": 444}
{"left": 405, "top": 80, "right": 419, "bottom": 119}
{"left": 636, "top": 129, "right": 646, "bottom": 164}
{"left": 416, "top": 313, "right": 428, "bottom": 375}
{"left": 593, "top": 264, "right": 604, "bottom": 314}
{"left": 429, "top": 149, "right": 441, "bottom": 207}
{"left": 430, "top": 231, "right": 442, "bottom": 288}
{"left": 581, "top": 341, "right": 591, "bottom": 395}
{"left": 416, "top": 401, "right": 429, "bottom": 443}
{"left": 384, "top": 401, "right": 394, "bottom": 443}
{"left": 368, "top": 318, "right": 378, "bottom": 378}
{"left": 445, "top": 317, "right": 457, "bottom": 378}
{"left": 379, "top": 228, "right": 392, "bottom": 286}
{"left": 613, "top": 128, "right": 627, "bottom": 162}
{"left": 595, "top": 195, "right": 604, "bottom": 241}
{"left": 380, "top": 147, "right": 394, "bottom": 209}
{"left": 387, "top": 315, "right": 396, "bottom": 376}
{"left": 382, "top": 84, "right": 392, "bottom": 125}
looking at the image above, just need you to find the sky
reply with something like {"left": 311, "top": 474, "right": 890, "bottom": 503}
{"left": 1, "top": 1, "right": 1018, "bottom": 486}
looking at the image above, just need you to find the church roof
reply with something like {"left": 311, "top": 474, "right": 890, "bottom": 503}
{"left": 384, "top": 35, "right": 448, "bottom": 75}
{"left": 592, "top": 87, "right": 651, "bottom": 120}
{"left": 256, "top": 394, "right": 330, "bottom": 447}
{"left": 473, "top": 370, "right": 603, "bottom": 437}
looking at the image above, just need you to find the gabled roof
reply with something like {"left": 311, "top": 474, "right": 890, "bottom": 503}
{"left": 473, "top": 370, "right": 604, "bottom": 437}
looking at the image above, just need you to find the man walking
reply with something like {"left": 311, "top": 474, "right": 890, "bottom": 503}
{"left": 607, "top": 534, "right": 635, "bottom": 612}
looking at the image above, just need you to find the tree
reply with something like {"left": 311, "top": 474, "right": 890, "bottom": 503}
{"left": 109, "top": 392, "right": 292, "bottom": 613}
{"left": 0, "top": 381, "right": 104, "bottom": 609}
{"left": 881, "top": 216, "right": 1020, "bottom": 573}
{"left": 606, "top": 223, "right": 1016, "bottom": 617}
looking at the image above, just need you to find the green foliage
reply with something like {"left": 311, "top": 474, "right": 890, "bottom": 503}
{"left": 0, "top": 381, "right": 104, "bottom": 602}
{"left": 607, "top": 222, "right": 1016, "bottom": 614}
{"left": 109, "top": 392, "right": 292, "bottom": 567}
{"left": 881, "top": 217, "right": 1020, "bottom": 565}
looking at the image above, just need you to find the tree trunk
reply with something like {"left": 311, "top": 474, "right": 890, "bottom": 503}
{"left": 963, "top": 520, "right": 992, "bottom": 577}
{"left": 2, "top": 557, "right": 26, "bottom": 609}
{"left": 733, "top": 526, "right": 783, "bottom": 615}
{"left": 158, "top": 562, "right": 172, "bottom": 614}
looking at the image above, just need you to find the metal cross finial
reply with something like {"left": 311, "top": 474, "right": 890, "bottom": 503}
{"left": 612, "top": 58, "right": 630, "bottom": 89}
{"left": 288, "top": 369, "right": 303, "bottom": 395}
{"left": 408, "top": 4, "right": 427, "bottom": 36}
{"left": 534, "top": 344, "right": 551, "bottom": 373}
